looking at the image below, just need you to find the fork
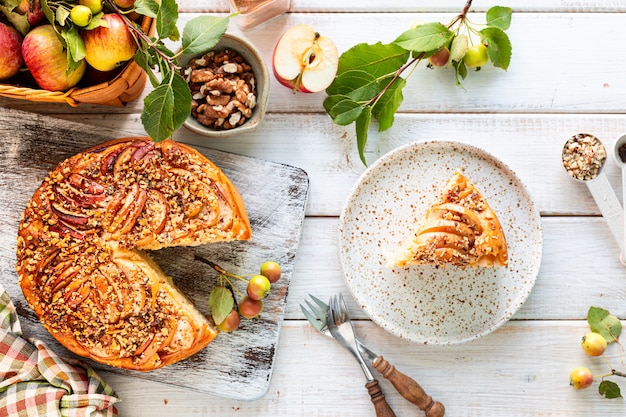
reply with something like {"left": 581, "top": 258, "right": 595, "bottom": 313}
{"left": 302, "top": 294, "right": 445, "bottom": 417}
{"left": 327, "top": 294, "right": 397, "bottom": 417}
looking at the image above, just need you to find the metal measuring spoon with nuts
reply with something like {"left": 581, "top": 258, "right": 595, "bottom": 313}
{"left": 562, "top": 133, "right": 625, "bottom": 259}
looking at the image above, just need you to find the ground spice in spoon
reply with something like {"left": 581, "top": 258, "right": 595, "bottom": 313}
{"left": 618, "top": 143, "right": 626, "bottom": 163}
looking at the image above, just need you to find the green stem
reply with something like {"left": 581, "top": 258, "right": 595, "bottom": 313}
{"left": 366, "top": 0, "right": 474, "bottom": 110}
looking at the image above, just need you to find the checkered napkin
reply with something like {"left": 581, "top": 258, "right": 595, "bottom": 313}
{"left": 0, "top": 283, "right": 119, "bottom": 417}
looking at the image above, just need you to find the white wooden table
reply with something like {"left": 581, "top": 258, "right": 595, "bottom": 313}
{"left": 3, "top": 0, "right": 626, "bottom": 415}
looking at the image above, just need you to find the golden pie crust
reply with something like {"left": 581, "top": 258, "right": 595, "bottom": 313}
{"left": 16, "top": 137, "right": 251, "bottom": 371}
{"left": 388, "top": 170, "right": 508, "bottom": 268}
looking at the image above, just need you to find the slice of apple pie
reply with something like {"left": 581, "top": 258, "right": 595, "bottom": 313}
{"left": 388, "top": 170, "right": 508, "bottom": 268}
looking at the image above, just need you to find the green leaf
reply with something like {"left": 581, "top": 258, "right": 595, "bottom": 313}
{"left": 208, "top": 286, "right": 234, "bottom": 325}
{"left": 454, "top": 60, "right": 468, "bottom": 86}
{"left": 336, "top": 42, "right": 409, "bottom": 78}
{"left": 55, "top": 5, "right": 70, "bottom": 26}
{"left": 326, "top": 69, "right": 378, "bottom": 101}
{"left": 61, "top": 24, "right": 86, "bottom": 63}
{"left": 170, "top": 72, "right": 193, "bottom": 132}
{"left": 393, "top": 23, "right": 453, "bottom": 55}
{"left": 134, "top": 0, "right": 160, "bottom": 19}
{"left": 40, "top": 0, "right": 55, "bottom": 31}
{"left": 599, "top": 380, "right": 622, "bottom": 399}
{"left": 156, "top": 0, "right": 178, "bottom": 40}
{"left": 134, "top": 50, "right": 160, "bottom": 87}
{"left": 588, "top": 306, "right": 622, "bottom": 342}
{"left": 169, "top": 24, "right": 180, "bottom": 42}
{"left": 487, "top": 6, "right": 512, "bottom": 30}
{"left": 323, "top": 94, "right": 345, "bottom": 116}
{"left": 372, "top": 76, "right": 405, "bottom": 131}
{"left": 326, "top": 97, "right": 363, "bottom": 126}
{"left": 480, "top": 27, "right": 512, "bottom": 70}
{"left": 83, "top": 12, "right": 107, "bottom": 30}
{"left": 355, "top": 107, "right": 372, "bottom": 166}
{"left": 181, "top": 15, "right": 229, "bottom": 55}
{"left": 142, "top": 83, "right": 176, "bottom": 142}
{"left": 0, "top": 4, "right": 30, "bottom": 35}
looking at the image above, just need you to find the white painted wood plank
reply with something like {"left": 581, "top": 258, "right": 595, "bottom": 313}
{"left": 2, "top": 13, "right": 626, "bottom": 114}
{"left": 46, "top": 112, "right": 626, "bottom": 217}
{"left": 100, "top": 320, "right": 626, "bottom": 417}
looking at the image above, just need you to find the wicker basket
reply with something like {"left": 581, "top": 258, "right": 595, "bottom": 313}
{"left": 0, "top": 16, "right": 154, "bottom": 107}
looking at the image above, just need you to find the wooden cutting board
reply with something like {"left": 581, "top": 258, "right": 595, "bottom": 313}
{"left": 0, "top": 107, "right": 309, "bottom": 400}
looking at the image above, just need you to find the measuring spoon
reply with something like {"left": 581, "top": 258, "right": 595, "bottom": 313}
{"left": 562, "top": 134, "right": 624, "bottom": 258}
{"left": 613, "top": 134, "right": 626, "bottom": 264}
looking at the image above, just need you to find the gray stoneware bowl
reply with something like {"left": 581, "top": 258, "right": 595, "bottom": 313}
{"left": 179, "top": 33, "right": 270, "bottom": 138}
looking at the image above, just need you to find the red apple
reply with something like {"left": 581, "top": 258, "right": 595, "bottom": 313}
{"left": 16, "top": 0, "right": 44, "bottom": 26}
{"left": 82, "top": 13, "right": 137, "bottom": 72}
{"left": 0, "top": 22, "right": 23, "bottom": 81}
{"left": 22, "top": 24, "right": 86, "bottom": 91}
{"left": 272, "top": 24, "right": 338, "bottom": 93}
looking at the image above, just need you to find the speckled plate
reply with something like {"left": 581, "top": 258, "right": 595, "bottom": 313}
{"left": 338, "top": 140, "right": 543, "bottom": 345}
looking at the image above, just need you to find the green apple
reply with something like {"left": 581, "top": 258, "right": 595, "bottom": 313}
{"left": 463, "top": 43, "right": 488, "bottom": 68}
{"left": 79, "top": 0, "right": 103, "bottom": 14}
{"left": 70, "top": 5, "right": 92, "bottom": 27}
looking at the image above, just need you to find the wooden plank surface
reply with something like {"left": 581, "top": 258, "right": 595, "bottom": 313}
{"left": 0, "top": 107, "right": 309, "bottom": 400}
{"left": 2, "top": 2, "right": 626, "bottom": 416}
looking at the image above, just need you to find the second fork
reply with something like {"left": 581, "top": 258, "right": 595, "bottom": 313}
{"left": 327, "top": 294, "right": 397, "bottom": 417}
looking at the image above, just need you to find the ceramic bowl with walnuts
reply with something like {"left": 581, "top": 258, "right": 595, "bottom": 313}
{"left": 179, "top": 33, "right": 270, "bottom": 138}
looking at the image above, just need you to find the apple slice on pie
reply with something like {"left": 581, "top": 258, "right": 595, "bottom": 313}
{"left": 388, "top": 170, "right": 508, "bottom": 268}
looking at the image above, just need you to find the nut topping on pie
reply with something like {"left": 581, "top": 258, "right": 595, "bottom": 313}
{"left": 388, "top": 170, "right": 508, "bottom": 268}
{"left": 16, "top": 137, "right": 251, "bottom": 371}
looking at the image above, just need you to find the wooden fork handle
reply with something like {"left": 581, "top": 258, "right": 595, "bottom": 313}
{"left": 365, "top": 380, "right": 396, "bottom": 417}
{"left": 372, "top": 356, "right": 445, "bottom": 417}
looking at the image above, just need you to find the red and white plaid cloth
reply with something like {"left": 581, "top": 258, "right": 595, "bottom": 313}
{"left": 0, "top": 283, "right": 119, "bottom": 417}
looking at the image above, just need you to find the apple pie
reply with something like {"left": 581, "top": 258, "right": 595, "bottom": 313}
{"left": 16, "top": 137, "right": 251, "bottom": 371}
{"left": 388, "top": 170, "right": 508, "bottom": 268}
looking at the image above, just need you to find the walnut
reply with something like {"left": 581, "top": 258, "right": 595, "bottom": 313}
{"left": 184, "top": 49, "right": 257, "bottom": 131}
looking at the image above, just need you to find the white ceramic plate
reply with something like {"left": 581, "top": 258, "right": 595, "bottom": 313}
{"left": 338, "top": 140, "right": 543, "bottom": 345}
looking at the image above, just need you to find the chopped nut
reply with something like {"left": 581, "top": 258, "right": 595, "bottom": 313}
{"left": 183, "top": 49, "right": 258, "bottom": 131}
{"left": 562, "top": 133, "right": 607, "bottom": 181}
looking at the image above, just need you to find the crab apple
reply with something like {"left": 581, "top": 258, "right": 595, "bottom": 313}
{"left": 16, "top": 0, "right": 44, "bottom": 26}
{"left": 217, "top": 309, "right": 241, "bottom": 332}
{"left": 113, "top": 0, "right": 136, "bottom": 9}
{"left": 79, "top": 0, "right": 103, "bottom": 14}
{"left": 70, "top": 5, "right": 93, "bottom": 27}
{"left": 22, "top": 25, "right": 86, "bottom": 91}
{"left": 428, "top": 47, "right": 450, "bottom": 67}
{"left": 247, "top": 274, "right": 271, "bottom": 300}
{"left": 260, "top": 261, "right": 281, "bottom": 283}
{"left": 0, "top": 22, "right": 23, "bottom": 81}
{"left": 272, "top": 24, "right": 338, "bottom": 93}
{"left": 569, "top": 367, "right": 594, "bottom": 390}
{"left": 82, "top": 13, "right": 137, "bottom": 72}
{"left": 463, "top": 43, "right": 488, "bottom": 68}
{"left": 239, "top": 296, "right": 263, "bottom": 319}
{"left": 581, "top": 332, "right": 607, "bottom": 357}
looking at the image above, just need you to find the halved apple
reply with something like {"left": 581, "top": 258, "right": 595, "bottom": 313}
{"left": 272, "top": 24, "right": 338, "bottom": 93}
